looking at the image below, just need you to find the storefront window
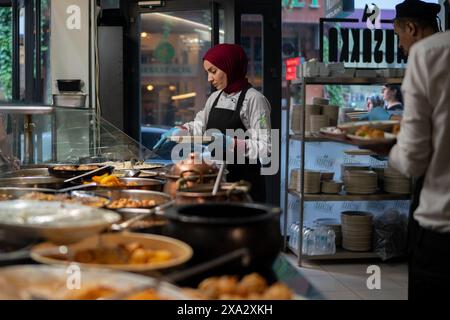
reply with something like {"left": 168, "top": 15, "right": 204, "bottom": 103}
{"left": 139, "top": 11, "right": 212, "bottom": 130}
{"left": 241, "top": 14, "right": 263, "bottom": 91}
{"left": 0, "top": 6, "right": 12, "bottom": 101}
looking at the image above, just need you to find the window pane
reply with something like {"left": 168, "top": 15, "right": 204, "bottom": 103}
{"left": 139, "top": 11, "right": 212, "bottom": 150}
{"left": 19, "top": 6, "right": 25, "bottom": 100}
{"left": 41, "top": 0, "right": 51, "bottom": 104}
{"left": 0, "top": 6, "right": 12, "bottom": 101}
{"left": 241, "top": 14, "right": 263, "bottom": 92}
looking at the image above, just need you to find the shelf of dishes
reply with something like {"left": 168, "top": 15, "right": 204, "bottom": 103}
{"left": 288, "top": 190, "right": 411, "bottom": 202}
{"left": 287, "top": 212, "right": 387, "bottom": 260}
{"left": 288, "top": 245, "right": 379, "bottom": 260}
{"left": 289, "top": 164, "right": 412, "bottom": 199}
{"left": 291, "top": 77, "right": 403, "bottom": 85}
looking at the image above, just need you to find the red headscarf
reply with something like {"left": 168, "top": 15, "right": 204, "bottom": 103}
{"left": 203, "top": 43, "right": 250, "bottom": 94}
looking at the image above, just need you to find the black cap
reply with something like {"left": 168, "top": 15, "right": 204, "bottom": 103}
{"left": 395, "top": 0, "right": 441, "bottom": 20}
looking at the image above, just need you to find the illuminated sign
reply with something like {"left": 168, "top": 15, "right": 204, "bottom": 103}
{"left": 320, "top": 18, "right": 408, "bottom": 67}
{"left": 284, "top": 57, "right": 300, "bottom": 80}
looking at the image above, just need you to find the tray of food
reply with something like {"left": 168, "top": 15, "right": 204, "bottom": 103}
{"left": 0, "top": 265, "right": 190, "bottom": 300}
{"left": 319, "top": 120, "right": 400, "bottom": 146}
{"left": 82, "top": 174, "right": 165, "bottom": 191}
{"left": 48, "top": 164, "right": 113, "bottom": 179}
{"left": 30, "top": 233, "right": 193, "bottom": 273}
{"left": 0, "top": 200, "right": 120, "bottom": 244}
{"left": 100, "top": 161, "right": 166, "bottom": 171}
{"left": 0, "top": 188, "right": 110, "bottom": 208}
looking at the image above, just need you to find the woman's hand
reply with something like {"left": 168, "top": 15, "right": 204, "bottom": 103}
{"left": 152, "top": 126, "right": 188, "bottom": 151}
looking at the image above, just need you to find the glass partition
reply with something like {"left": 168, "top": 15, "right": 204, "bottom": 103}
{"left": 0, "top": 106, "right": 158, "bottom": 173}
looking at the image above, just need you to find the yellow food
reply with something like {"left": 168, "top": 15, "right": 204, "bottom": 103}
{"left": 107, "top": 198, "right": 156, "bottom": 209}
{"left": 65, "top": 286, "right": 167, "bottom": 300}
{"left": 51, "top": 242, "right": 173, "bottom": 266}
{"left": 189, "top": 273, "right": 294, "bottom": 300}
{"left": 355, "top": 125, "right": 388, "bottom": 139}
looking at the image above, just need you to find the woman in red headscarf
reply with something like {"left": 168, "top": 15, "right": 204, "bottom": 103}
{"left": 153, "top": 44, "right": 272, "bottom": 202}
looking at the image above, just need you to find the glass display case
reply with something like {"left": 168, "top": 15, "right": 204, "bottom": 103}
{"left": 0, "top": 105, "right": 159, "bottom": 173}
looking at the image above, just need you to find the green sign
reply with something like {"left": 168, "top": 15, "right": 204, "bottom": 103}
{"left": 154, "top": 41, "right": 175, "bottom": 64}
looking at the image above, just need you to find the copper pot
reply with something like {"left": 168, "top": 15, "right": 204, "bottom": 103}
{"left": 163, "top": 153, "right": 221, "bottom": 197}
{"left": 175, "top": 181, "right": 252, "bottom": 204}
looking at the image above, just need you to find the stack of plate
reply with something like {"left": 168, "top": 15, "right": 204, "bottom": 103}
{"left": 384, "top": 167, "right": 411, "bottom": 194}
{"left": 289, "top": 169, "right": 300, "bottom": 190}
{"left": 312, "top": 97, "right": 329, "bottom": 105}
{"left": 340, "top": 163, "right": 371, "bottom": 180}
{"left": 321, "top": 180, "right": 343, "bottom": 194}
{"left": 320, "top": 171, "right": 335, "bottom": 181}
{"left": 344, "top": 170, "right": 378, "bottom": 194}
{"left": 341, "top": 211, "right": 373, "bottom": 252}
{"left": 314, "top": 218, "right": 342, "bottom": 247}
{"left": 371, "top": 165, "right": 387, "bottom": 189}
{"left": 291, "top": 105, "right": 302, "bottom": 134}
{"left": 310, "top": 115, "right": 329, "bottom": 133}
{"left": 321, "top": 105, "right": 340, "bottom": 126}
{"left": 289, "top": 169, "right": 321, "bottom": 193}
{"left": 305, "top": 105, "right": 321, "bottom": 134}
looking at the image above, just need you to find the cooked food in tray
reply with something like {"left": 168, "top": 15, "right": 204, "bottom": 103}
{"left": 17, "top": 191, "right": 109, "bottom": 208}
{"left": 68, "top": 242, "right": 172, "bottom": 265}
{"left": 107, "top": 198, "right": 156, "bottom": 209}
{"left": 87, "top": 174, "right": 137, "bottom": 187}
{"left": 184, "top": 273, "right": 294, "bottom": 300}
{"left": 0, "top": 265, "right": 188, "bottom": 300}
{"left": 31, "top": 233, "right": 193, "bottom": 272}
{"left": 52, "top": 165, "right": 100, "bottom": 171}
{"left": 65, "top": 286, "right": 168, "bottom": 300}
{"left": 0, "top": 194, "right": 13, "bottom": 201}
{"left": 101, "top": 161, "right": 165, "bottom": 171}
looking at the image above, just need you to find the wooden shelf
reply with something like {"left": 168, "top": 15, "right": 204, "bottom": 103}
{"left": 290, "top": 134, "right": 347, "bottom": 143}
{"left": 288, "top": 245, "right": 379, "bottom": 260}
{"left": 291, "top": 76, "right": 403, "bottom": 85}
{"left": 288, "top": 189, "right": 411, "bottom": 201}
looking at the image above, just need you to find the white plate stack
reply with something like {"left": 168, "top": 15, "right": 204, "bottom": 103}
{"left": 305, "top": 104, "right": 321, "bottom": 135}
{"left": 310, "top": 115, "right": 330, "bottom": 133}
{"left": 343, "top": 170, "right": 378, "bottom": 194}
{"left": 291, "top": 105, "right": 302, "bottom": 134}
{"left": 314, "top": 218, "right": 342, "bottom": 247}
{"left": 341, "top": 211, "right": 373, "bottom": 252}
{"left": 289, "top": 169, "right": 321, "bottom": 193}
{"left": 321, "top": 180, "right": 343, "bottom": 194}
{"left": 312, "top": 97, "right": 329, "bottom": 105}
{"left": 384, "top": 167, "right": 411, "bottom": 194}
{"left": 321, "top": 105, "right": 340, "bottom": 126}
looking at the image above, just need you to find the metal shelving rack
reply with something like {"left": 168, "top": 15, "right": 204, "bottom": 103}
{"left": 283, "top": 74, "right": 406, "bottom": 266}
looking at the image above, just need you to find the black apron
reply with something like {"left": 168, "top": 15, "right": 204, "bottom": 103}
{"left": 205, "top": 87, "right": 266, "bottom": 202}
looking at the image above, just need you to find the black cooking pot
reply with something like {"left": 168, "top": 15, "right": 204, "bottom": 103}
{"left": 161, "top": 202, "right": 282, "bottom": 274}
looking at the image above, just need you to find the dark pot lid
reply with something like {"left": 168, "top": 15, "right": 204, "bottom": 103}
{"left": 164, "top": 202, "right": 281, "bottom": 225}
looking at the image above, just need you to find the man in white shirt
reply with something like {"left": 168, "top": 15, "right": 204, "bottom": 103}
{"left": 388, "top": 0, "right": 450, "bottom": 300}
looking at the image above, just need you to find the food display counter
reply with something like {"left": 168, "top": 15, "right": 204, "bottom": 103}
{"left": 0, "top": 106, "right": 323, "bottom": 301}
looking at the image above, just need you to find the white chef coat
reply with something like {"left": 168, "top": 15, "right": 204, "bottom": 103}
{"left": 389, "top": 30, "right": 450, "bottom": 232}
{"left": 183, "top": 87, "right": 272, "bottom": 162}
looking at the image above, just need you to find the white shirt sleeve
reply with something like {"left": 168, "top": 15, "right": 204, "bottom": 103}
{"left": 388, "top": 44, "right": 433, "bottom": 177}
{"left": 242, "top": 93, "right": 272, "bottom": 162}
{"left": 182, "top": 92, "right": 218, "bottom": 136}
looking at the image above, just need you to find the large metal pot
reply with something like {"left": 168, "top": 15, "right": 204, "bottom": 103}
{"left": 161, "top": 202, "right": 282, "bottom": 273}
{"left": 0, "top": 168, "right": 50, "bottom": 178}
{"left": 0, "top": 176, "right": 67, "bottom": 189}
{"left": 175, "top": 181, "right": 251, "bottom": 204}
{"left": 163, "top": 153, "right": 221, "bottom": 197}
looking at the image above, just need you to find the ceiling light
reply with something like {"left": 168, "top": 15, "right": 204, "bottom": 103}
{"left": 146, "top": 84, "right": 154, "bottom": 91}
{"left": 141, "top": 32, "right": 148, "bottom": 38}
{"left": 171, "top": 92, "right": 196, "bottom": 100}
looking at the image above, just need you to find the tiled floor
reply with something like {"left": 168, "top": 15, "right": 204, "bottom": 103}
{"left": 284, "top": 253, "right": 408, "bottom": 300}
